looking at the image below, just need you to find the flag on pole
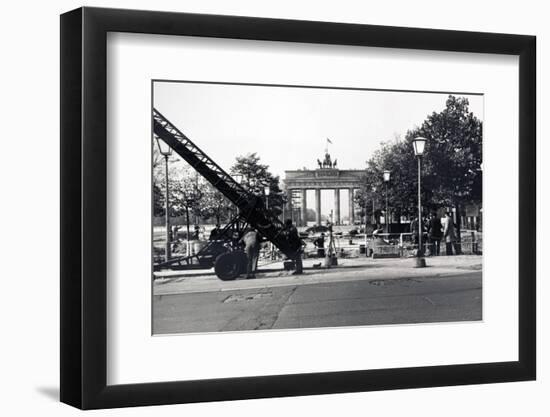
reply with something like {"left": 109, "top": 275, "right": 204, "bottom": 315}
{"left": 327, "top": 138, "right": 333, "bottom": 144}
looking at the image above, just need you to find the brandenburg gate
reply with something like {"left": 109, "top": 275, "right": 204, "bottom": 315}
{"left": 283, "top": 153, "right": 365, "bottom": 226}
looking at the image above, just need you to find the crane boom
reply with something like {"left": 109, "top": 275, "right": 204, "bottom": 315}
{"left": 153, "top": 108, "right": 303, "bottom": 258}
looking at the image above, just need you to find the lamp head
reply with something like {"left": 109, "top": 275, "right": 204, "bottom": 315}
{"left": 412, "top": 137, "right": 427, "bottom": 156}
{"left": 383, "top": 170, "right": 391, "bottom": 182}
{"left": 232, "top": 174, "right": 243, "bottom": 184}
{"left": 156, "top": 137, "right": 172, "bottom": 156}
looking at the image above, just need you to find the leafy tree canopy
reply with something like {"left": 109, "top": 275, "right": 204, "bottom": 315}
{"left": 230, "top": 153, "right": 285, "bottom": 216}
{"left": 355, "top": 95, "right": 482, "bottom": 217}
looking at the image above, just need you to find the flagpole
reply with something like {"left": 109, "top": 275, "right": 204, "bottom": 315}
{"left": 325, "top": 137, "right": 332, "bottom": 153}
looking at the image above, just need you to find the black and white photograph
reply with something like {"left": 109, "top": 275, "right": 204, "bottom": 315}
{"left": 152, "top": 81, "right": 483, "bottom": 335}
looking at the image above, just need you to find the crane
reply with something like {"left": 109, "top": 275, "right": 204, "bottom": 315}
{"left": 153, "top": 108, "right": 303, "bottom": 280}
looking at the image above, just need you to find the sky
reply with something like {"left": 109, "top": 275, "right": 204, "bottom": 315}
{"left": 154, "top": 81, "right": 483, "bottom": 221}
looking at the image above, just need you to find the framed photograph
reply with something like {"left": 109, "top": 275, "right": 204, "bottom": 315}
{"left": 60, "top": 7, "right": 536, "bottom": 409}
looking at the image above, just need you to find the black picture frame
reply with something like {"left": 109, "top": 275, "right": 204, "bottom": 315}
{"left": 60, "top": 6, "right": 536, "bottom": 410}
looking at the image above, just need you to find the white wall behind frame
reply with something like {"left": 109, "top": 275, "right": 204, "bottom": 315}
{"left": 0, "top": 1, "right": 545, "bottom": 417}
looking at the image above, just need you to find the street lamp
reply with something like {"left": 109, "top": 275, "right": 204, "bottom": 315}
{"left": 232, "top": 173, "right": 244, "bottom": 185}
{"left": 412, "top": 136, "right": 427, "bottom": 268}
{"left": 281, "top": 193, "right": 287, "bottom": 222}
{"left": 156, "top": 137, "right": 172, "bottom": 262}
{"left": 372, "top": 185, "right": 377, "bottom": 224}
{"left": 383, "top": 170, "right": 390, "bottom": 233}
{"left": 263, "top": 185, "right": 275, "bottom": 258}
{"left": 264, "top": 185, "right": 270, "bottom": 210}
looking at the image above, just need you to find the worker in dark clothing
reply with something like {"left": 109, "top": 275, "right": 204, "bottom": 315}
{"left": 193, "top": 224, "right": 200, "bottom": 240}
{"left": 443, "top": 212, "right": 456, "bottom": 255}
{"left": 209, "top": 224, "right": 221, "bottom": 241}
{"left": 314, "top": 233, "right": 325, "bottom": 249}
{"left": 239, "top": 228, "right": 261, "bottom": 279}
{"left": 314, "top": 232, "right": 326, "bottom": 258}
{"left": 427, "top": 213, "right": 443, "bottom": 256}
{"left": 284, "top": 219, "right": 303, "bottom": 275}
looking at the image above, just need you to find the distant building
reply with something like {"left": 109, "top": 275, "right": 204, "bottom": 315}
{"left": 283, "top": 152, "right": 365, "bottom": 227}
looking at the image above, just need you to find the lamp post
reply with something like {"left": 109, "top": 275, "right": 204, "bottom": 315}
{"left": 362, "top": 190, "right": 369, "bottom": 254}
{"left": 156, "top": 137, "right": 172, "bottom": 262}
{"left": 412, "top": 136, "right": 427, "bottom": 268}
{"left": 363, "top": 196, "right": 367, "bottom": 237}
{"left": 264, "top": 185, "right": 270, "bottom": 210}
{"left": 281, "top": 194, "right": 287, "bottom": 222}
{"left": 183, "top": 185, "right": 203, "bottom": 257}
{"left": 372, "top": 186, "right": 377, "bottom": 224}
{"left": 383, "top": 170, "right": 391, "bottom": 233}
{"left": 263, "top": 185, "right": 275, "bottom": 258}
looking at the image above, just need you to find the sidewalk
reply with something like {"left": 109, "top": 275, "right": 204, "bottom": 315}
{"left": 153, "top": 254, "right": 482, "bottom": 296}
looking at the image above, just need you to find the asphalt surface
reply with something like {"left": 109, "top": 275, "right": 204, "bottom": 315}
{"left": 153, "top": 271, "right": 482, "bottom": 334}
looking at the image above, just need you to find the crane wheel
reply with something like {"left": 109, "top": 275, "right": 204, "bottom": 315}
{"left": 214, "top": 252, "right": 246, "bottom": 281}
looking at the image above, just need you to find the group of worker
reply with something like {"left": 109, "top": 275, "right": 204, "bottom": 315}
{"left": 411, "top": 211, "right": 459, "bottom": 255}
{"left": 205, "top": 211, "right": 460, "bottom": 280}
{"left": 204, "top": 211, "right": 462, "bottom": 280}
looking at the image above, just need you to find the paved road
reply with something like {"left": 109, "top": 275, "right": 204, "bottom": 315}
{"left": 153, "top": 271, "right": 481, "bottom": 334}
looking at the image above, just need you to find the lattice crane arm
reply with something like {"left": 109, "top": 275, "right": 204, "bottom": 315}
{"left": 153, "top": 108, "right": 303, "bottom": 258}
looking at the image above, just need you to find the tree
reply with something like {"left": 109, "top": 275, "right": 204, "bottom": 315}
{"left": 152, "top": 147, "right": 233, "bottom": 225}
{"left": 355, "top": 141, "right": 422, "bottom": 228}
{"left": 152, "top": 161, "right": 208, "bottom": 240}
{"left": 152, "top": 150, "right": 188, "bottom": 218}
{"left": 406, "top": 95, "right": 482, "bottom": 206}
{"left": 152, "top": 152, "right": 286, "bottom": 224}
{"left": 357, "top": 95, "right": 482, "bottom": 234}
{"left": 406, "top": 96, "right": 482, "bottom": 249}
{"left": 230, "top": 153, "right": 285, "bottom": 217}
{"left": 195, "top": 183, "right": 233, "bottom": 225}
